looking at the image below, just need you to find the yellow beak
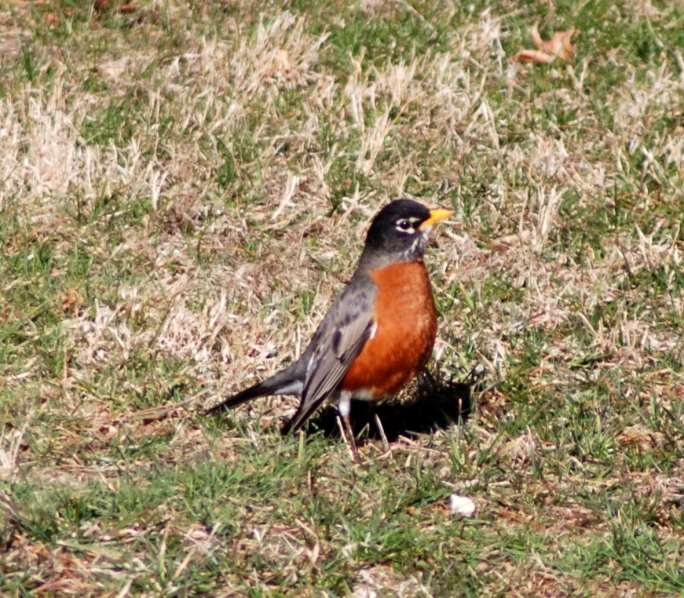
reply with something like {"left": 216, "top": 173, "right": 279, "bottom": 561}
{"left": 420, "top": 208, "right": 453, "bottom": 230}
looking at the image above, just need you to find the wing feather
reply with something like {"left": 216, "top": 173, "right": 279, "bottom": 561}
{"left": 286, "top": 279, "right": 376, "bottom": 431}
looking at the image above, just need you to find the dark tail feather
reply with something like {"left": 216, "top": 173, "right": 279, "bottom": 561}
{"left": 205, "top": 380, "right": 273, "bottom": 415}
{"left": 205, "top": 363, "right": 304, "bottom": 416}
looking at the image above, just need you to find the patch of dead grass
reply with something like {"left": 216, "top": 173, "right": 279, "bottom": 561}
{"left": 1, "top": 0, "right": 683, "bottom": 594}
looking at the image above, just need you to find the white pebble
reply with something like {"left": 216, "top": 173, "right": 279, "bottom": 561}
{"left": 449, "top": 494, "right": 476, "bottom": 518}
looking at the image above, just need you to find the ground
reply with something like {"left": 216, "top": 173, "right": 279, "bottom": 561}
{"left": 1, "top": 0, "right": 683, "bottom": 595}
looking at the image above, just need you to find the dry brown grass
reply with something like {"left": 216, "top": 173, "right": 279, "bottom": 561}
{"left": 1, "top": 0, "right": 683, "bottom": 595}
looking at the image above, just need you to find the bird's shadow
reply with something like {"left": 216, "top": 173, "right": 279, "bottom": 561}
{"left": 289, "top": 368, "right": 476, "bottom": 444}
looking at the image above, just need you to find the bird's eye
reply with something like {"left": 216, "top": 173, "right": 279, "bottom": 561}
{"left": 396, "top": 219, "right": 413, "bottom": 232}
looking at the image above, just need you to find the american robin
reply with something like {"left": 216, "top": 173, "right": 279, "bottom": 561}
{"left": 207, "top": 199, "right": 452, "bottom": 459}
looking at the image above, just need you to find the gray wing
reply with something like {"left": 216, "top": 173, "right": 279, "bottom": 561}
{"left": 285, "top": 279, "right": 377, "bottom": 431}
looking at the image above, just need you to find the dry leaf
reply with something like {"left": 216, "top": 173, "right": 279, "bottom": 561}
{"left": 510, "top": 49, "right": 555, "bottom": 64}
{"left": 44, "top": 13, "right": 60, "bottom": 27}
{"left": 510, "top": 22, "right": 578, "bottom": 64}
{"left": 618, "top": 424, "right": 665, "bottom": 451}
{"left": 59, "top": 289, "right": 85, "bottom": 314}
{"left": 94, "top": 0, "right": 137, "bottom": 14}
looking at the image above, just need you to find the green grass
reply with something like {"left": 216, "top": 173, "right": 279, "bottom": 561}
{"left": 1, "top": 0, "right": 683, "bottom": 595}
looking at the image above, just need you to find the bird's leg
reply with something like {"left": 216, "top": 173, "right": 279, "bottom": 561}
{"left": 373, "top": 412, "right": 391, "bottom": 453}
{"left": 338, "top": 393, "right": 360, "bottom": 463}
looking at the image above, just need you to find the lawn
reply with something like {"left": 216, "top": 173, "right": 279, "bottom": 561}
{"left": 1, "top": 0, "right": 683, "bottom": 595}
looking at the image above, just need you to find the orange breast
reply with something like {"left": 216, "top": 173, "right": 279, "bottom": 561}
{"left": 342, "top": 261, "right": 438, "bottom": 399}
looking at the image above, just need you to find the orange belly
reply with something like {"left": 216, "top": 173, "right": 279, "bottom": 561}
{"left": 342, "top": 261, "right": 437, "bottom": 399}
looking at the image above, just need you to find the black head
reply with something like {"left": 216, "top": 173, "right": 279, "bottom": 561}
{"left": 361, "top": 199, "right": 452, "bottom": 265}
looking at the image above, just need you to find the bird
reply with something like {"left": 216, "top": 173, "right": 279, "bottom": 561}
{"left": 207, "top": 199, "right": 452, "bottom": 460}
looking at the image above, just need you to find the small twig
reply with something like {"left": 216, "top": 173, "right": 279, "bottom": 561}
{"left": 118, "top": 391, "right": 208, "bottom": 422}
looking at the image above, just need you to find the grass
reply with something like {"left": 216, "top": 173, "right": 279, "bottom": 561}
{"left": 1, "top": 0, "right": 684, "bottom": 595}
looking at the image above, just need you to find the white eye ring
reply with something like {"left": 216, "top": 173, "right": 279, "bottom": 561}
{"left": 396, "top": 219, "right": 414, "bottom": 232}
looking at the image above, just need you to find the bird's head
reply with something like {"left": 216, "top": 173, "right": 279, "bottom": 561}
{"left": 362, "top": 199, "right": 452, "bottom": 265}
